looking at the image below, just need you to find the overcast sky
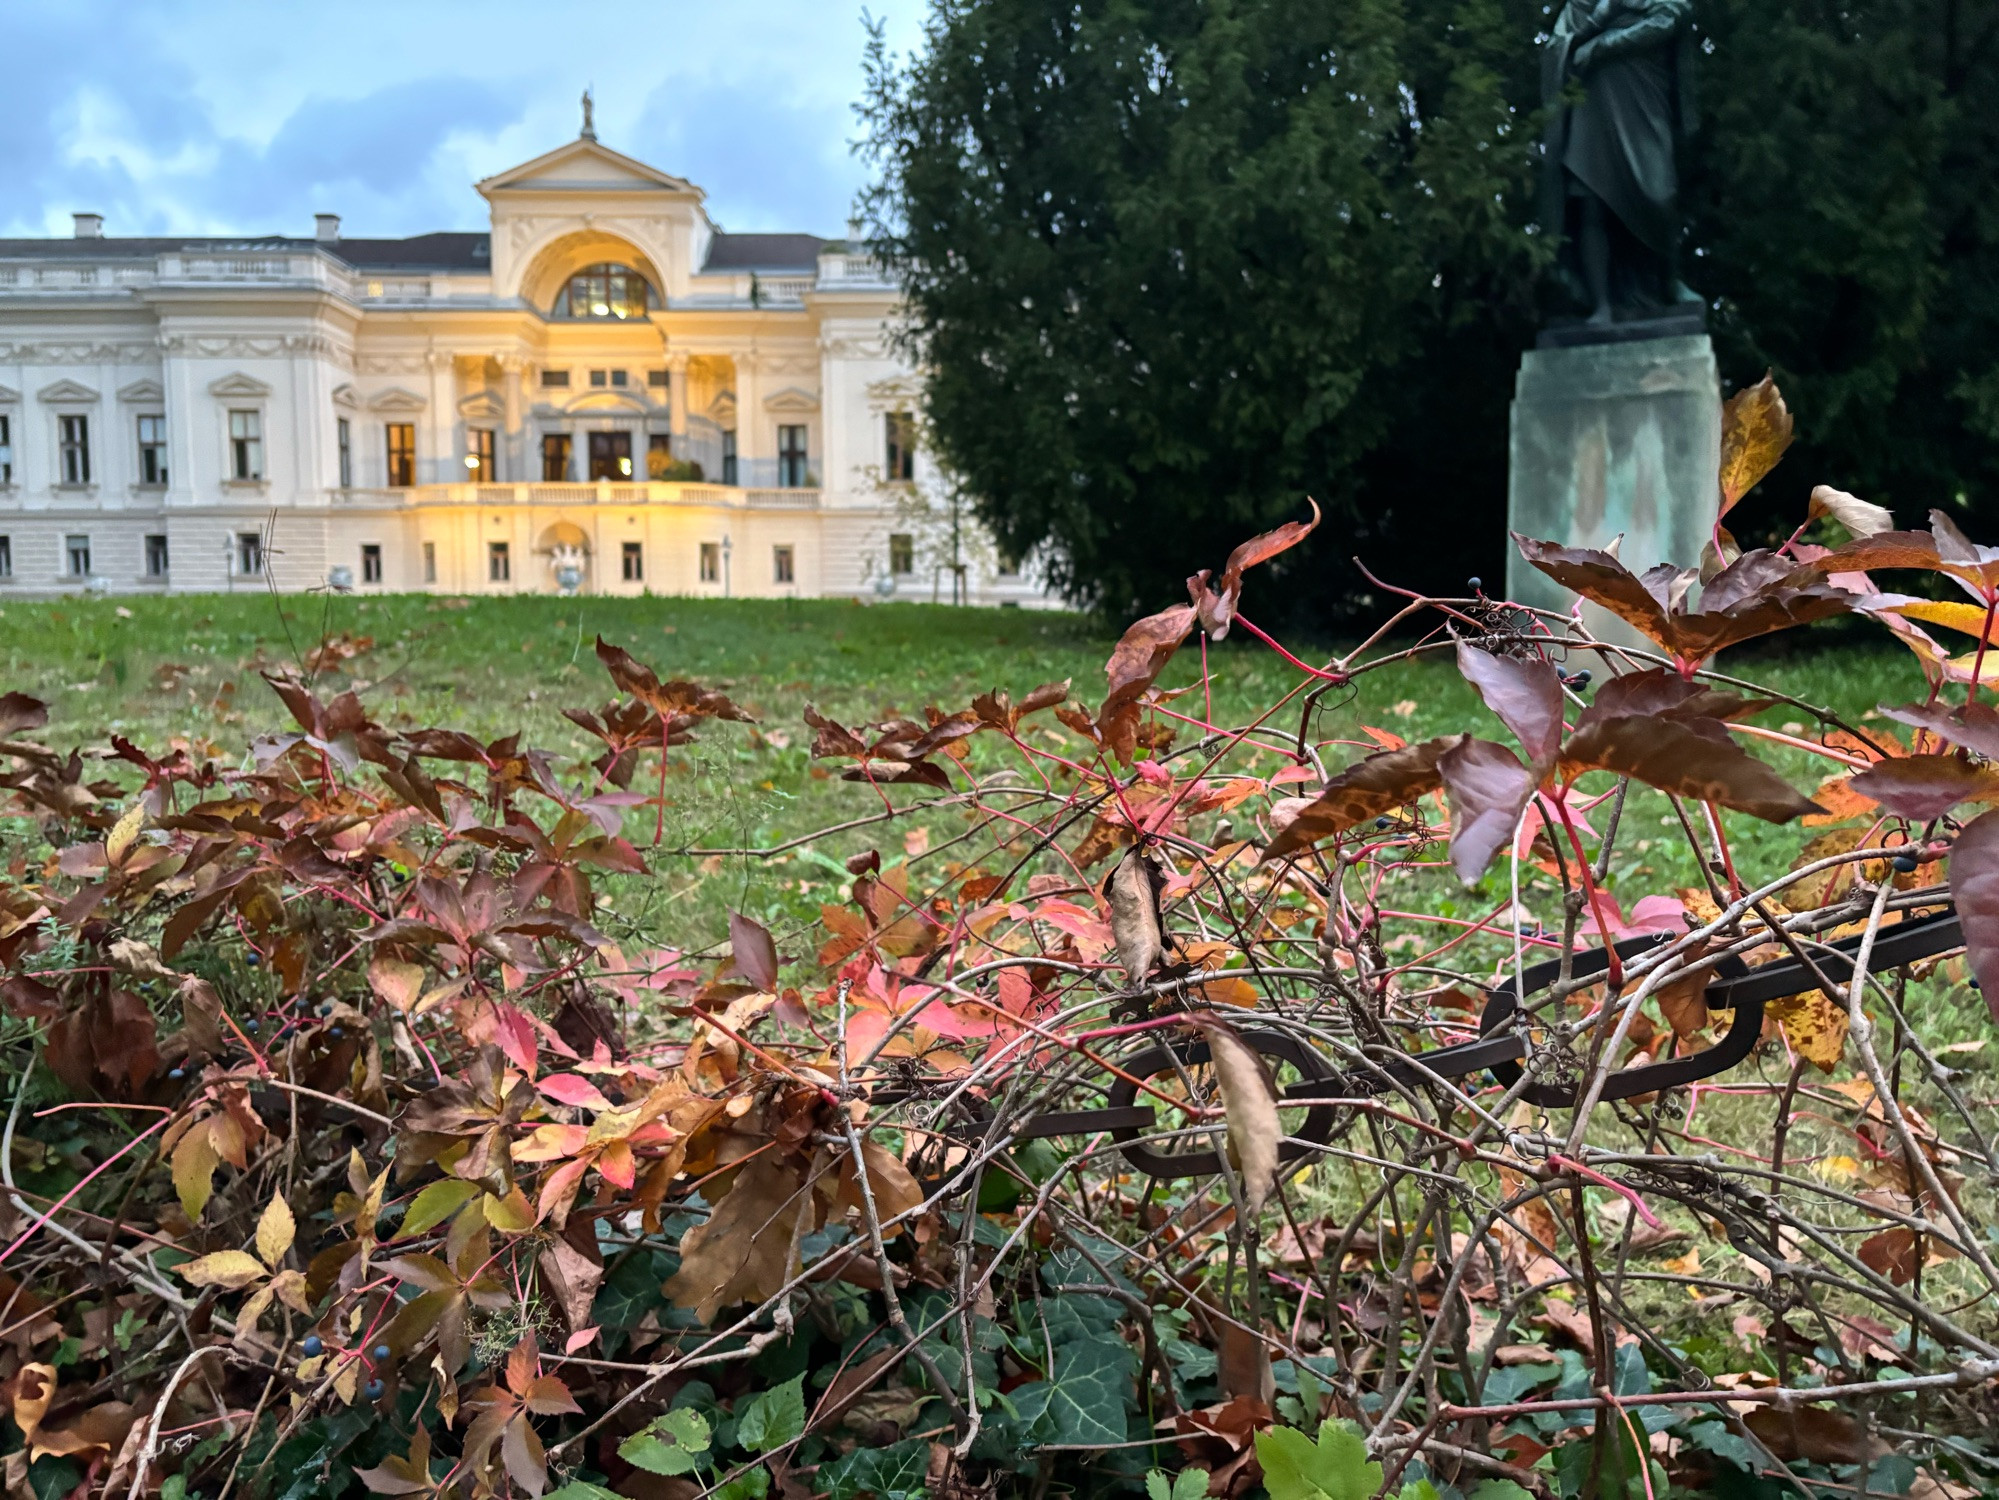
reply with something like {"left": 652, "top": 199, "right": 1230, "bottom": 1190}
{"left": 0, "top": 0, "right": 927, "bottom": 242}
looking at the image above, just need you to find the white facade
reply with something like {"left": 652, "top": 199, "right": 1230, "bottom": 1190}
{"left": 0, "top": 129, "right": 1042, "bottom": 604}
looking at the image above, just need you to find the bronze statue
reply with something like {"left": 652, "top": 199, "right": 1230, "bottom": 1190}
{"left": 1540, "top": 0, "right": 1703, "bottom": 326}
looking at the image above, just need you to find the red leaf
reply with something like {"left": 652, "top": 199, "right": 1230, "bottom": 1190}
{"left": 1562, "top": 714, "right": 1822, "bottom": 822}
{"left": 536, "top": 1073, "right": 613, "bottom": 1111}
{"left": 1949, "top": 808, "right": 1999, "bottom": 1022}
{"left": 1096, "top": 604, "right": 1196, "bottom": 759}
{"left": 1880, "top": 700, "right": 1999, "bottom": 760}
{"left": 1438, "top": 738, "right": 1539, "bottom": 881}
{"left": 728, "top": 912, "right": 781, "bottom": 992}
{"left": 1187, "top": 500, "right": 1321, "bottom": 640}
{"left": 1847, "top": 754, "right": 1999, "bottom": 821}
{"left": 494, "top": 1003, "right": 539, "bottom": 1078}
{"left": 1456, "top": 643, "right": 1564, "bottom": 766}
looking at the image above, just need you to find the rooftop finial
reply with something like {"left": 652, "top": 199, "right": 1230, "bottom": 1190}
{"left": 580, "top": 87, "right": 596, "bottom": 141}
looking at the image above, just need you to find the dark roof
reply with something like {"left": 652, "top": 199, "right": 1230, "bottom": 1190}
{"left": 700, "top": 232, "right": 825, "bottom": 272}
{"left": 0, "top": 232, "right": 490, "bottom": 271}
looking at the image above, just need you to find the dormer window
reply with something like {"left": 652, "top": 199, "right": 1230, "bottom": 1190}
{"left": 553, "top": 264, "right": 650, "bottom": 320}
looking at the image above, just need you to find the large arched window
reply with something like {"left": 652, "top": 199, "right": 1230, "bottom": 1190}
{"left": 553, "top": 264, "right": 651, "bottom": 319}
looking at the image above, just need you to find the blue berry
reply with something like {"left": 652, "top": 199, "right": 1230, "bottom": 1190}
{"left": 364, "top": 1378, "right": 384, "bottom": 1401}
{"left": 1467, "top": 577, "right": 1483, "bottom": 591}
{"left": 245, "top": 953, "right": 260, "bottom": 966}
{"left": 245, "top": 1019, "right": 259, "bottom": 1033}
{"left": 329, "top": 1027, "right": 345, "bottom": 1040}
{"left": 1374, "top": 816, "right": 1391, "bottom": 830}
{"left": 167, "top": 1068, "right": 185, "bottom": 1081}
{"left": 1570, "top": 669, "right": 1591, "bottom": 685}
{"left": 1892, "top": 853, "right": 1919, "bottom": 872}
{"left": 301, "top": 1335, "right": 323, "bottom": 1358}
{"left": 1971, "top": 977, "right": 1982, "bottom": 990}
{"left": 319, "top": 1003, "right": 333, "bottom": 1016}
{"left": 372, "top": 1344, "right": 390, "bottom": 1362}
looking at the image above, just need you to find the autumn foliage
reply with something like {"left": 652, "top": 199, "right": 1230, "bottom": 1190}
{"left": 4, "top": 381, "right": 1999, "bottom": 1500}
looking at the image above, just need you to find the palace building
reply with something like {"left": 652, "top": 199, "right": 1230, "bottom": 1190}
{"left": 0, "top": 114, "right": 1041, "bottom": 603}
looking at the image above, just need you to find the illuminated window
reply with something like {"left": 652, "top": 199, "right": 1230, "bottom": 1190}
{"left": 542, "top": 434, "right": 571, "bottom": 481}
{"left": 467, "top": 427, "right": 496, "bottom": 478}
{"left": 385, "top": 423, "right": 415, "bottom": 487}
{"left": 554, "top": 264, "right": 650, "bottom": 320}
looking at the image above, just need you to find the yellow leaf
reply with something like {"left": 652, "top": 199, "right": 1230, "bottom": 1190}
{"left": 1660, "top": 1248, "right": 1703, "bottom": 1277}
{"left": 333, "top": 1356, "right": 361, "bottom": 1406}
{"left": 1718, "top": 372, "right": 1795, "bottom": 514}
{"left": 1881, "top": 599, "right": 1994, "bottom": 641}
{"left": 270, "top": 1269, "right": 314, "bottom": 1314}
{"left": 177, "top": 1250, "right": 269, "bottom": 1290}
{"left": 1820, "top": 1155, "right": 1862, "bottom": 1183}
{"left": 1766, "top": 989, "right": 1850, "bottom": 1072}
{"left": 481, "top": 1187, "right": 536, "bottom": 1234}
{"left": 105, "top": 801, "right": 145, "bottom": 866}
{"left": 172, "top": 1127, "right": 220, "bottom": 1222}
{"left": 256, "top": 1192, "right": 296, "bottom": 1269}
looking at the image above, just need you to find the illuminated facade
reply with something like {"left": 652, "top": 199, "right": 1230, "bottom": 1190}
{"left": 0, "top": 124, "right": 1041, "bottom": 603}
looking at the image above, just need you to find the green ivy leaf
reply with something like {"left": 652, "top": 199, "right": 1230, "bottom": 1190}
{"left": 713, "top": 1469, "right": 770, "bottom": 1500}
{"left": 1254, "top": 1422, "right": 1381, "bottom": 1500}
{"left": 544, "top": 1484, "right": 624, "bottom": 1500}
{"left": 735, "top": 1374, "right": 806, "bottom": 1453}
{"left": 1467, "top": 1482, "right": 1536, "bottom": 1500}
{"left": 1011, "top": 1338, "right": 1133, "bottom": 1445}
{"left": 618, "top": 1408, "right": 712, "bottom": 1475}
{"left": 819, "top": 1438, "right": 930, "bottom": 1500}
{"left": 400, "top": 1179, "right": 482, "bottom": 1237}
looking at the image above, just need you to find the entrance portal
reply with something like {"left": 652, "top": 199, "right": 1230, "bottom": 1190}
{"left": 587, "top": 431, "right": 633, "bottom": 480}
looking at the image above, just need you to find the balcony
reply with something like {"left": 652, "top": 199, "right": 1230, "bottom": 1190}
{"left": 330, "top": 480, "right": 820, "bottom": 510}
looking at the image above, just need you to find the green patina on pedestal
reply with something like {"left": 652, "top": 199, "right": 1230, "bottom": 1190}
{"left": 1505, "top": 332, "right": 1719, "bottom": 642}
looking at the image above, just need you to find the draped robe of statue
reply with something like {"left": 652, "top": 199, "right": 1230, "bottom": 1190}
{"left": 1540, "top": 0, "right": 1700, "bottom": 322}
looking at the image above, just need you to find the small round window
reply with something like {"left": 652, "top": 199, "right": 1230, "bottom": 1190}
{"left": 554, "top": 264, "right": 650, "bottom": 319}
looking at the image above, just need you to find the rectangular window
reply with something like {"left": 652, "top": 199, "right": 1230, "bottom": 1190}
{"left": 228, "top": 409, "right": 263, "bottom": 481}
{"left": 885, "top": 411, "right": 915, "bottom": 482}
{"left": 610, "top": 369, "right": 628, "bottom": 388}
{"left": 699, "top": 542, "right": 720, "bottom": 583}
{"left": 540, "top": 369, "right": 570, "bottom": 388}
{"left": 889, "top": 532, "right": 915, "bottom": 575}
{"left": 59, "top": 415, "right": 89, "bottom": 485}
{"left": 773, "top": 544, "right": 795, "bottom": 584}
{"left": 488, "top": 541, "right": 510, "bottom": 582}
{"left": 144, "top": 534, "right": 169, "bottom": 577}
{"left": 361, "top": 544, "right": 383, "bottom": 584}
{"left": 422, "top": 541, "right": 437, "bottom": 584}
{"left": 236, "top": 531, "right": 263, "bottom": 576}
{"left": 66, "top": 534, "right": 91, "bottom": 577}
{"left": 777, "top": 424, "right": 808, "bottom": 488}
{"left": 646, "top": 432, "right": 674, "bottom": 480}
{"left": 541, "top": 434, "right": 571, "bottom": 482}
{"left": 0, "top": 537, "right": 11, "bottom": 578}
{"left": 647, "top": 369, "right": 669, "bottom": 389}
{"left": 621, "top": 541, "right": 643, "bottom": 582}
{"left": 589, "top": 370, "right": 608, "bottom": 388}
{"left": 467, "top": 427, "right": 496, "bottom": 479}
{"left": 385, "top": 423, "right": 415, "bottom": 487}
{"left": 137, "top": 415, "right": 168, "bottom": 485}
{"left": 0, "top": 414, "right": 11, "bottom": 484}
{"left": 336, "top": 416, "right": 353, "bottom": 488}
{"left": 721, "top": 429, "right": 737, "bottom": 486}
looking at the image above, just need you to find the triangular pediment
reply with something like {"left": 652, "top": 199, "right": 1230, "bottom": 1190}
{"left": 0, "top": 384, "right": 18, "bottom": 405}
{"left": 209, "top": 372, "right": 272, "bottom": 399}
{"left": 458, "top": 390, "right": 506, "bottom": 421}
{"left": 477, "top": 138, "right": 699, "bottom": 198}
{"left": 118, "top": 379, "right": 164, "bottom": 404}
{"left": 368, "top": 387, "right": 427, "bottom": 412}
{"left": 763, "top": 386, "right": 820, "bottom": 413}
{"left": 331, "top": 383, "right": 361, "bottom": 410}
{"left": 37, "top": 379, "right": 98, "bottom": 404}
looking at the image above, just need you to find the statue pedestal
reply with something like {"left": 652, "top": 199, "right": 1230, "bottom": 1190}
{"left": 1504, "top": 332, "right": 1720, "bottom": 646}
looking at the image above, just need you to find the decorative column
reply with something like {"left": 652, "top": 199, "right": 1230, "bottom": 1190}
{"left": 423, "top": 348, "right": 451, "bottom": 486}
{"left": 666, "top": 350, "right": 690, "bottom": 459}
{"left": 499, "top": 353, "right": 525, "bottom": 483}
{"left": 734, "top": 350, "right": 762, "bottom": 486}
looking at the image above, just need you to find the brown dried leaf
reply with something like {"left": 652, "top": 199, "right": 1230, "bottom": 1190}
{"left": 1858, "top": 1227, "right": 1920, "bottom": 1286}
{"left": 1562, "top": 713, "right": 1821, "bottom": 822}
{"left": 1260, "top": 735, "right": 1463, "bottom": 862}
{"left": 664, "top": 1157, "right": 813, "bottom": 1323}
{"left": 1766, "top": 989, "right": 1849, "bottom": 1072}
{"left": 1199, "top": 1020, "right": 1280, "bottom": 1216}
{"left": 1106, "top": 847, "right": 1163, "bottom": 982}
{"left": 1949, "top": 808, "right": 1999, "bottom": 1022}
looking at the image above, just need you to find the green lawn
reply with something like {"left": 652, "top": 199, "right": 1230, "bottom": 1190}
{"left": 0, "top": 589, "right": 1937, "bottom": 962}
